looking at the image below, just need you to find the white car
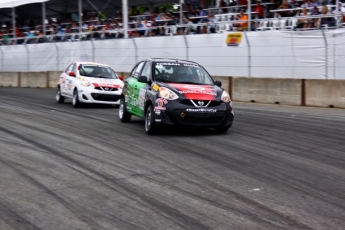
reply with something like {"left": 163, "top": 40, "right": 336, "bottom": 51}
{"left": 56, "top": 61, "right": 124, "bottom": 107}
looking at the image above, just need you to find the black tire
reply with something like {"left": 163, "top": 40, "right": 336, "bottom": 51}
{"left": 145, "top": 105, "right": 158, "bottom": 135}
{"left": 72, "top": 89, "right": 81, "bottom": 108}
{"left": 214, "top": 125, "right": 231, "bottom": 134}
{"left": 56, "top": 86, "right": 65, "bottom": 104}
{"left": 119, "top": 97, "right": 131, "bottom": 123}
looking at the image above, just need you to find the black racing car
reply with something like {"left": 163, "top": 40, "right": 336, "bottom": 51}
{"left": 119, "top": 58, "right": 234, "bottom": 134}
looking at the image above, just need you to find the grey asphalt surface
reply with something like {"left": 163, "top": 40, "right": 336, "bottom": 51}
{"left": 0, "top": 87, "right": 345, "bottom": 230}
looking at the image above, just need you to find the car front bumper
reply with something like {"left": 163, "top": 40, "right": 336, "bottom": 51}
{"left": 154, "top": 100, "right": 234, "bottom": 128}
{"left": 78, "top": 88, "right": 121, "bottom": 104}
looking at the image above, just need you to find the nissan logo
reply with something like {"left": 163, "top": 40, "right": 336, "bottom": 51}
{"left": 198, "top": 100, "right": 204, "bottom": 106}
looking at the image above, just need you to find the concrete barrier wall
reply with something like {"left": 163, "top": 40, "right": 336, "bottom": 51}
{"left": 306, "top": 80, "right": 345, "bottom": 108}
{"left": 1, "top": 72, "right": 344, "bottom": 108}
{"left": 49, "top": 71, "right": 61, "bottom": 88}
{"left": 232, "top": 78, "right": 302, "bottom": 106}
{"left": 0, "top": 72, "right": 19, "bottom": 87}
{"left": 20, "top": 72, "right": 48, "bottom": 88}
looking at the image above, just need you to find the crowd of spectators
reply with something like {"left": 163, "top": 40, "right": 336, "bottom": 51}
{"left": 0, "top": 0, "right": 344, "bottom": 45}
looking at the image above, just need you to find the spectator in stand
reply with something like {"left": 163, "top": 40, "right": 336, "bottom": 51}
{"left": 297, "top": 7, "right": 311, "bottom": 29}
{"left": 219, "top": 0, "right": 228, "bottom": 13}
{"left": 276, "top": 0, "right": 292, "bottom": 17}
{"left": 207, "top": 14, "right": 218, "bottom": 33}
{"left": 198, "top": 7, "right": 207, "bottom": 17}
{"left": 333, "top": 2, "right": 345, "bottom": 22}
{"left": 300, "top": 0, "right": 313, "bottom": 9}
{"left": 184, "top": 17, "right": 196, "bottom": 34}
{"left": 129, "top": 6, "right": 138, "bottom": 16}
{"left": 254, "top": 1, "right": 265, "bottom": 19}
{"left": 290, "top": 0, "right": 300, "bottom": 8}
{"left": 311, "top": 0, "right": 319, "bottom": 7}
{"left": 320, "top": 5, "right": 335, "bottom": 27}
{"left": 143, "top": 7, "right": 150, "bottom": 15}
{"left": 135, "top": 20, "right": 148, "bottom": 37}
{"left": 233, "top": 9, "right": 248, "bottom": 31}
{"left": 311, "top": 6, "right": 320, "bottom": 27}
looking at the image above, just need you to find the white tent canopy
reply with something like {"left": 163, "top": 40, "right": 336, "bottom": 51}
{"left": 0, "top": 0, "right": 49, "bottom": 9}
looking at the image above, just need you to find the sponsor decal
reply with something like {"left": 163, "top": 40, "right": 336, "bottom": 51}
{"left": 186, "top": 108, "right": 217, "bottom": 113}
{"left": 139, "top": 89, "right": 146, "bottom": 110}
{"left": 226, "top": 33, "right": 242, "bottom": 46}
{"left": 156, "top": 62, "right": 181, "bottom": 66}
{"left": 93, "top": 83, "right": 119, "bottom": 88}
{"left": 155, "top": 98, "right": 168, "bottom": 111}
{"left": 152, "top": 84, "right": 159, "bottom": 91}
{"left": 183, "top": 64, "right": 199, "bottom": 67}
{"left": 168, "top": 83, "right": 216, "bottom": 100}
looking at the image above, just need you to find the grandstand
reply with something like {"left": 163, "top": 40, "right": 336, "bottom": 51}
{"left": 0, "top": 0, "right": 344, "bottom": 45}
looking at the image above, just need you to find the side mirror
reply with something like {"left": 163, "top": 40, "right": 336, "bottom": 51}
{"left": 69, "top": 71, "right": 76, "bottom": 77}
{"left": 118, "top": 75, "right": 123, "bottom": 81}
{"left": 138, "top": 75, "right": 149, "bottom": 83}
{"left": 215, "top": 80, "right": 222, "bottom": 87}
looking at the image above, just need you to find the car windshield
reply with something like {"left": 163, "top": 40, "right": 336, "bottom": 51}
{"left": 79, "top": 64, "right": 118, "bottom": 79}
{"left": 153, "top": 62, "right": 214, "bottom": 85}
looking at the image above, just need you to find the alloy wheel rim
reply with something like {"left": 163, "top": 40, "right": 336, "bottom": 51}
{"left": 73, "top": 93, "right": 76, "bottom": 105}
{"left": 56, "top": 90, "right": 60, "bottom": 101}
{"left": 119, "top": 100, "right": 124, "bottom": 118}
{"left": 146, "top": 109, "right": 151, "bottom": 130}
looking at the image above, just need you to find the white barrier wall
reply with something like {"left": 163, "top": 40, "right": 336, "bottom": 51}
{"left": 1, "top": 29, "right": 345, "bottom": 79}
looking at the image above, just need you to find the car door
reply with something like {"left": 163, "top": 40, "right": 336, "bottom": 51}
{"left": 66, "top": 63, "right": 77, "bottom": 97}
{"left": 125, "top": 61, "right": 146, "bottom": 118}
{"left": 60, "top": 63, "right": 74, "bottom": 97}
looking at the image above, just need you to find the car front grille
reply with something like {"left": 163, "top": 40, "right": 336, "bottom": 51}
{"left": 91, "top": 93, "right": 120, "bottom": 101}
{"left": 94, "top": 87, "right": 118, "bottom": 91}
{"left": 175, "top": 112, "right": 226, "bottom": 126}
{"left": 180, "top": 99, "right": 221, "bottom": 107}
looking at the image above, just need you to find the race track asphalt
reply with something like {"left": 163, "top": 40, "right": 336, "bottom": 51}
{"left": 0, "top": 87, "right": 345, "bottom": 230}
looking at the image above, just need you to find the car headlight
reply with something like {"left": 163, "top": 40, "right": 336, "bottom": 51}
{"left": 159, "top": 87, "right": 178, "bottom": 100}
{"left": 80, "top": 79, "right": 91, "bottom": 87}
{"left": 221, "top": 91, "right": 231, "bottom": 103}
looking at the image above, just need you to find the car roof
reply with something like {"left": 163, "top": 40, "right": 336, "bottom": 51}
{"left": 146, "top": 58, "right": 199, "bottom": 65}
{"left": 76, "top": 61, "right": 110, "bottom": 67}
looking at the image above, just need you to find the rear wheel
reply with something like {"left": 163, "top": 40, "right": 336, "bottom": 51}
{"left": 56, "top": 87, "right": 65, "bottom": 103}
{"left": 72, "top": 89, "right": 81, "bottom": 108}
{"left": 145, "top": 105, "right": 158, "bottom": 135}
{"left": 214, "top": 125, "right": 231, "bottom": 134}
{"left": 119, "top": 97, "right": 131, "bottom": 122}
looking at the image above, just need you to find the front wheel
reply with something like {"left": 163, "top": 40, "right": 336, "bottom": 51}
{"left": 145, "top": 105, "right": 158, "bottom": 135}
{"left": 72, "top": 89, "right": 81, "bottom": 108}
{"left": 119, "top": 97, "right": 131, "bottom": 123}
{"left": 56, "top": 87, "right": 65, "bottom": 104}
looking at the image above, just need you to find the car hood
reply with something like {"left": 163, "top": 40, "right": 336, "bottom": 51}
{"left": 83, "top": 77, "right": 123, "bottom": 88}
{"left": 162, "top": 83, "right": 221, "bottom": 100}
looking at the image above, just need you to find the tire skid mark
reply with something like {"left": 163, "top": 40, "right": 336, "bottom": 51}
{"left": 173, "top": 136, "right": 345, "bottom": 211}
{"left": 142, "top": 138, "right": 318, "bottom": 230}
{"left": 0, "top": 158, "right": 101, "bottom": 230}
{"left": 0, "top": 200, "right": 44, "bottom": 230}
{"left": 54, "top": 147, "right": 285, "bottom": 228}
{"left": 67, "top": 132, "right": 317, "bottom": 230}
{"left": 0, "top": 127, "right": 212, "bottom": 230}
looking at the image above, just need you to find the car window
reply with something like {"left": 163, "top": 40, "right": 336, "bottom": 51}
{"left": 133, "top": 62, "right": 145, "bottom": 78}
{"left": 65, "top": 63, "right": 74, "bottom": 73}
{"left": 153, "top": 62, "right": 214, "bottom": 85}
{"left": 78, "top": 64, "right": 118, "bottom": 79}
{"left": 141, "top": 62, "right": 152, "bottom": 79}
